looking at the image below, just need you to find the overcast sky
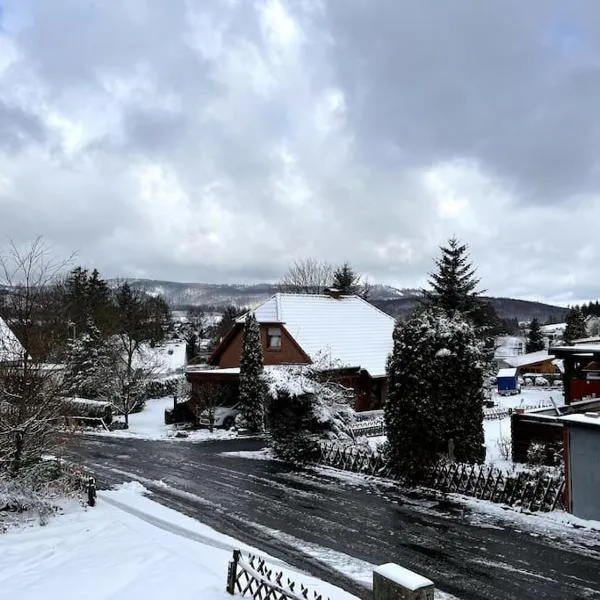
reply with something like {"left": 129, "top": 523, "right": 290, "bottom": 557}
{"left": 1, "top": 1, "right": 600, "bottom": 305}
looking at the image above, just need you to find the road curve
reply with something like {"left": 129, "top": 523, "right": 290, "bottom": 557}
{"left": 66, "top": 436, "right": 600, "bottom": 600}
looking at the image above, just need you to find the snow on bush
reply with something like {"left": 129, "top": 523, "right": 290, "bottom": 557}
{"left": 266, "top": 364, "right": 356, "bottom": 464}
{"left": 1, "top": 458, "right": 88, "bottom": 530}
{"left": 61, "top": 397, "right": 113, "bottom": 425}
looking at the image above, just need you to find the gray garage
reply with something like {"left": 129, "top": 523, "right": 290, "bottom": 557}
{"left": 562, "top": 413, "right": 600, "bottom": 521}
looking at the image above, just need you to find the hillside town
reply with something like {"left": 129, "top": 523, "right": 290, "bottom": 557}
{"left": 3, "top": 3, "right": 600, "bottom": 600}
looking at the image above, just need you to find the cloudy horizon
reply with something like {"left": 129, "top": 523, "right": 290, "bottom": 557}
{"left": 1, "top": 1, "right": 600, "bottom": 306}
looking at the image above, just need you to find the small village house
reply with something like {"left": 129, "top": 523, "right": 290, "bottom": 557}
{"left": 499, "top": 350, "right": 562, "bottom": 379}
{"left": 186, "top": 292, "right": 396, "bottom": 411}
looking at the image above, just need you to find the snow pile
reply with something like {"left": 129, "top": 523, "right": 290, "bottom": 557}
{"left": 0, "top": 484, "right": 360, "bottom": 600}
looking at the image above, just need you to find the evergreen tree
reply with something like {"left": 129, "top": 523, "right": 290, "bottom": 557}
{"left": 238, "top": 313, "right": 267, "bottom": 432}
{"left": 331, "top": 262, "right": 360, "bottom": 295}
{"left": 63, "top": 320, "right": 113, "bottom": 399}
{"left": 422, "top": 237, "right": 482, "bottom": 318}
{"left": 185, "top": 331, "right": 199, "bottom": 363}
{"left": 564, "top": 307, "right": 587, "bottom": 345}
{"left": 211, "top": 305, "right": 244, "bottom": 347}
{"left": 526, "top": 318, "right": 545, "bottom": 353}
{"left": 384, "top": 309, "right": 485, "bottom": 481}
{"left": 63, "top": 266, "right": 116, "bottom": 338}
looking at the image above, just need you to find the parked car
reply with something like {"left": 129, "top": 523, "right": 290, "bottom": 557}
{"left": 198, "top": 404, "right": 241, "bottom": 429}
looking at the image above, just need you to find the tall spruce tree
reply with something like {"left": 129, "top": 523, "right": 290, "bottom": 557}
{"left": 423, "top": 237, "right": 482, "bottom": 317}
{"left": 526, "top": 318, "right": 545, "bottom": 353}
{"left": 564, "top": 307, "right": 587, "bottom": 345}
{"left": 384, "top": 309, "right": 485, "bottom": 481}
{"left": 238, "top": 313, "right": 268, "bottom": 432}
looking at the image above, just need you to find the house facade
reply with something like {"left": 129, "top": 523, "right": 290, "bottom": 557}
{"left": 186, "top": 292, "right": 396, "bottom": 411}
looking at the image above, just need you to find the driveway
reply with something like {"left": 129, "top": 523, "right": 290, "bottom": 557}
{"left": 67, "top": 435, "right": 600, "bottom": 600}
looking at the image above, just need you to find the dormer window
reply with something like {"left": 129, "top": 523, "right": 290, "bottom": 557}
{"left": 267, "top": 327, "right": 282, "bottom": 350}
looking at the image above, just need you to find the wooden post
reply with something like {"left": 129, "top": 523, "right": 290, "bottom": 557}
{"left": 448, "top": 438, "right": 455, "bottom": 462}
{"left": 226, "top": 549, "right": 240, "bottom": 595}
{"left": 373, "top": 563, "right": 434, "bottom": 600}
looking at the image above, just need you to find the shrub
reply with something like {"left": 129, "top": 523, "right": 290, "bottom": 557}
{"left": 61, "top": 398, "right": 113, "bottom": 426}
{"left": 268, "top": 388, "right": 354, "bottom": 464}
{"left": 526, "top": 441, "right": 563, "bottom": 467}
{"left": 144, "top": 378, "right": 178, "bottom": 399}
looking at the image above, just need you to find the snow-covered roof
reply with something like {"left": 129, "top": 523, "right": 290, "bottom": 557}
{"left": 187, "top": 366, "right": 240, "bottom": 375}
{"left": 551, "top": 344, "right": 600, "bottom": 356}
{"left": 504, "top": 350, "right": 552, "bottom": 368}
{"left": 0, "top": 317, "right": 25, "bottom": 363}
{"left": 497, "top": 368, "right": 517, "bottom": 378}
{"left": 571, "top": 337, "right": 600, "bottom": 345}
{"left": 560, "top": 413, "right": 600, "bottom": 428}
{"left": 540, "top": 323, "right": 566, "bottom": 333}
{"left": 240, "top": 293, "right": 396, "bottom": 377}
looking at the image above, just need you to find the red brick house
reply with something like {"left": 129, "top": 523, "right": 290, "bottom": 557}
{"left": 186, "top": 292, "right": 396, "bottom": 411}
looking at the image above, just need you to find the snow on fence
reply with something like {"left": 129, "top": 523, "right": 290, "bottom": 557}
{"left": 317, "top": 443, "right": 565, "bottom": 513}
{"left": 483, "top": 401, "right": 555, "bottom": 421}
{"left": 350, "top": 418, "right": 385, "bottom": 438}
{"left": 226, "top": 549, "right": 329, "bottom": 600}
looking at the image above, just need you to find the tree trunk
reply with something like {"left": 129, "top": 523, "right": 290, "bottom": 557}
{"left": 10, "top": 431, "right": 24, "bottom": 477}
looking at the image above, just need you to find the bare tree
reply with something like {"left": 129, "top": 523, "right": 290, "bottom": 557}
{"left": 0, "top": 238, "right": 72, "bottom": 476}
{"left": 105, "top": 341, "right": 161, "bottom": 428}
{"left": 278, "top": 258, "right": 333, "bottom": 294}
{"left": 188, "top": 380, "right": 227, "bottom": 432}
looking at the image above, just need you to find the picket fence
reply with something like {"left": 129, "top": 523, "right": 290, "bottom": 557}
{"left": 317, "top": 443, "right": 565, "bottom": 513}
{"left": 226, "top": 550, "right": 329, "bottom": 600}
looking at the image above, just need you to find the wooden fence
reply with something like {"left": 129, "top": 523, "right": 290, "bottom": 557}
{"left": 483, "top": 401, "right": 555, "bottom": 421}
{"left": 226, "top": 550, "right": 329, "bottom": 600}
{"left": 350, "top": 419, "right": 385, "bottom": 438}
{"left": 317, "top": 442, "right": 565, "bottom": 512}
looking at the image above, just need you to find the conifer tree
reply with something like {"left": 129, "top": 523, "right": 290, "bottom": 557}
{"left": 332, "top": 262, "right": 360, "bottom": 294}
{"left": 564, "top": 307, "right": 587, "bottom": 345}
{"left": 384, "top": 309, "right": 485, "bottom": 481}
{"left": 64, "top": 320, "right": 113, "bottom": 399}
{"left": 526, "top": 318, "right": 545, "bottom": 353}
{"left": 238, "top": 313, "right": 268, "bottom": 432}
{"left": 423, "top": 237, "right": 482, "bottom": 317}
{"left": 331, "top": 262, "right": 370, "bottom": 298}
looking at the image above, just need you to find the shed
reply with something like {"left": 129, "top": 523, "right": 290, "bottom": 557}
{"left": 561, "top": 412, "right": 600, "bottom": 521}
{"left": 496, "top": 367, "right": 519, "bottom": 395}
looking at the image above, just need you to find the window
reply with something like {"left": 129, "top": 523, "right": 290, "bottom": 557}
{"left": 267, "top": 327, "right": 282, "bottom": 350}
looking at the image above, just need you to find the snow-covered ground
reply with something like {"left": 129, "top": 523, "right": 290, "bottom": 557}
{"left": 485, "top": 388, "right": 564, "bottom": 467}
{"left": 0, "top": 483, "right": 360, "bottom": 600}
{"left": 87, "top": 397, "right": 238, "bottom": 442}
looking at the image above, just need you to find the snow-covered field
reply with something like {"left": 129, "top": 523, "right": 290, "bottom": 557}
{"left": 0, "top": 483, "right": 360, "bottom": 600}
{"left": 87, "top": 397, "right": 238, "bottom": 442}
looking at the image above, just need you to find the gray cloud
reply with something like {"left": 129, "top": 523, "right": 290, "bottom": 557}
{"left": 1, "top": 0, "right": 600, "bottom": 304}
{"left": 0, "top": 101, "right": 46, "bottom": 150}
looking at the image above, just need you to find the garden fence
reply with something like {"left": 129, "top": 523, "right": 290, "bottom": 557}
{"left": 317, "top": 442, "right": 564, "bottom": 512}
{"left": 483, "top": 401, "right": 556, "bottom": 421}
{"left": 226, "top": 550, "right": 329, "bottom": 600}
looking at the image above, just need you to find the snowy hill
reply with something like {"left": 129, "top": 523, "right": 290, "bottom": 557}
{"left": 109, "top": 279, "right": 409, "bottom": 308}
{"left": 109, "top": 279, "right": 567, "bottom": 322}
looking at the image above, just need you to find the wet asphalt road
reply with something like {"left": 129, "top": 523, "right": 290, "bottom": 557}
{"left": 66, "top": 436, "right": 600, "bottom": 600}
